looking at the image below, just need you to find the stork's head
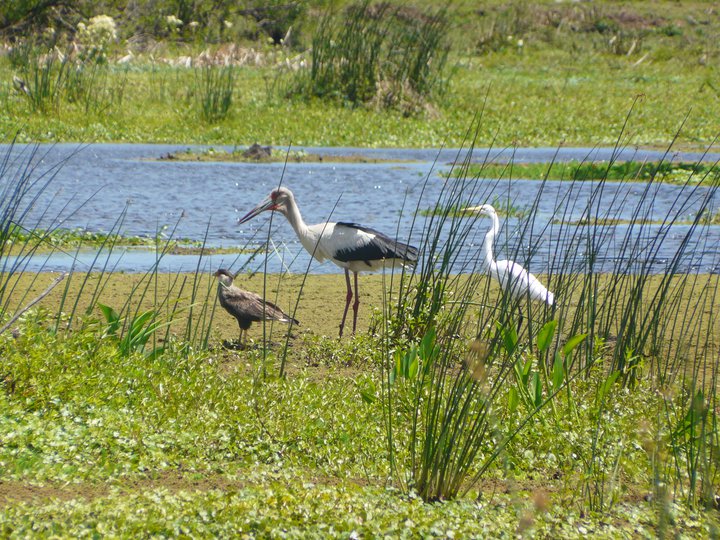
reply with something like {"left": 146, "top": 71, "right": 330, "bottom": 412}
{"left": 238, "top": 187, "right": 294, "bottom": 224}
{"left": 213, "top": 268, "right": 235, "bottom": 286}
{"left": 463, "top": 204, "right": 496, "bottom": 218}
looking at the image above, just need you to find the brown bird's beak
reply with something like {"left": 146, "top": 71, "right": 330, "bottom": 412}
{"left": 238, "top": 196, "right": 276, "bottom": 225}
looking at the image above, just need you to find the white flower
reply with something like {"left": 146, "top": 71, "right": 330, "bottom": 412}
{"left": 224, "top": 20, "right": 233, "bottom": 29}
{"left": 76, "top": 15, "right": 117, "bottom": 53}
{"left": 166, "top": 15, "right": 183, "bottom": 28}
{"left": 517, "top": 39, "right": 524, "bottom": 47}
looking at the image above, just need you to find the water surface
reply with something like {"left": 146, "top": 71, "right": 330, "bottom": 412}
{"left": 2, "top": 144, "right": 718, "bottom": 275}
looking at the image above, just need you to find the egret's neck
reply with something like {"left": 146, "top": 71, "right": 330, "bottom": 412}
{"left": 482, "top": 212, "right": 500, "bottom": 270}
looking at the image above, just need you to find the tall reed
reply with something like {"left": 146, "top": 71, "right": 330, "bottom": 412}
{"left": 0, "top": 140, "right": 221, "bottom": 358}
{"left": 13, "top": 46, "right": 71, "bottom": 112}
{"left": 379, "top": 111, "right": 719, "bottom": 504}
{"left": 194, "top": 65, "right": 235, "bottom": 122}
{"left": 296, "top": 1, "right": 451, "bottom": 110}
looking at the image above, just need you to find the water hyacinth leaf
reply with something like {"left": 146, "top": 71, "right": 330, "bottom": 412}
{"left": 562, "top": 333, "right": 588, "bottom": 357}
{"left": 129, "top": 310, "right": 155, "bottom": 337}
{"left": 552, "top": 352, "right": 564, "bottom": 391}
{"left": 522, "top": 357, "right": 533, "bottom": 381}
{"left": 536, "top": 320, "right": 557, "bottom": 353}
{"left": 145, "top": 347, "right": 165, "bottom": 361}
{"left": 390, "top": 349, "right": 403, "bottom": 385}
{"left": 405, "top": 348, "right": 418, "bottom": 378}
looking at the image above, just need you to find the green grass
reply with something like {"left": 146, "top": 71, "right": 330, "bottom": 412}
{"left": 2, "top": 1, "right": 720, "bottom": 149}
{"left": 0, "top": 311, "right": 717, "bottom": 536}
{"left": 1, "top": 226, "right": 251, "bottom": 255}
{"left": 458, "top": 160, "right": 720, "bottom": 185}
{"left": 3, "top": 2, "right": 720, "bottom": 534}
{"left": 2, "top": 57, "right": 719, "bottom": 148}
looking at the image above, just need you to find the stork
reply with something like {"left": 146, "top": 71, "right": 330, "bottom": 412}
{"left": 214, "top": 268, "right": 299, "bottom": 345}
{"left": 466, "top": 204, "right": 554, "bottom": 318}
{"left": 238, "top": 187, "right": 418, "bottom": 336}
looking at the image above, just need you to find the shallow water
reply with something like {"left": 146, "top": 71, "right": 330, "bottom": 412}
{"left": 2, "top": 143, "right": 719, "bottom": 275}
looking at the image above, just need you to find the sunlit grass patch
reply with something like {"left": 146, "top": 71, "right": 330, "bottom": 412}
{"left": 3, "top": 226, "right": 195, "bottom": 250}
{"left": 456, "top": 160, "right": 720, "bottom": 185}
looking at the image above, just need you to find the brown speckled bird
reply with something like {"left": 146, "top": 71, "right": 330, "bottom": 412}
{"left": 213, "top": 269, "right": 299, "bottom": 345}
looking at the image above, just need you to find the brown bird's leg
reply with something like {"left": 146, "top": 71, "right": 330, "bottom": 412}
{"left": 351, "top": 271, "right": 360, "bottom": 334}
{"left": 339, "top": 268, "right": 353, "bottom": 337}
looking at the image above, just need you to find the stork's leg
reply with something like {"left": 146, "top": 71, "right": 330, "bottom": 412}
{"left": 339, "top": 269, "right": 353, "bottom": 337}
{"left": 351, "top": 271, "right": 360, "bottom": 334}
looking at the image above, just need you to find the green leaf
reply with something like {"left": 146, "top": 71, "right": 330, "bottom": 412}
{"left": 98, "top": 302, "right": 120, "bottom": 335}
{"left": 562, "top": 333, "right": 588, "bottom": 357}
{"left": 145, "top": 346, "right": 165, "bottom": 361}
{"left": 129, "top": 310, "right": 155, "bottom": 339}
{"left": 597, "top": 370, "right": 621, "bottom": 404}
{"left": 408, "top": 355, "right": 419, "bottom": 379}
{"left": 508, "top": 387, "right": 519, "bottom": 413}
{"left": 420, "top": 327, "right": 436, "bottom": 361}
{"left": 500, "top": 323, "right": 518, "bottom": 355}
{"left": 358, "top": 380, "right": 376, "bottom": 404}
{"left": 536, "top": 320, "right": 557, "bottom": 353}
{"left": 406, "top": 348, "right": 418, "bottom": 378}
{"left": 522, "top": 357, "right": 533, "bottom": 381}
{"left": 530, "top": 372, "right": 542, "bottom": 408}
{"left": 552, "top": 352, "right": 564, "bottom": 391}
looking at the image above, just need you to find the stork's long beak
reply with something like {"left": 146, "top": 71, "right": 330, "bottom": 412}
{"left": 238, "top": 196, "right": 276, "bottom": 225}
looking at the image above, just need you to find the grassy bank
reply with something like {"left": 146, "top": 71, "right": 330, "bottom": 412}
{"left": 1, "top": 1, "right": 720, "bottom": 148}
{"left": 0, "top": 271, "right": 718, "bottom": 536}
{"left": 2, "top": 55, "right": 718, "bottom": 149}
{"left": 5, "top": 271, "right": 716, "bottom": 348}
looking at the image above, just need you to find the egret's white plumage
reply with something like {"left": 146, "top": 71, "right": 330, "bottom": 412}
{"left": 467, "top": 204, "right": 554, "bottom": 306}
{"left": 238, "top": 187, "right": 418, "bottom": 336}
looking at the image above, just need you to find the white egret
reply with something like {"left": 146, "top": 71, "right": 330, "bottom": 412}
{"left": 467, "top": 204, "right": 554, "bottom": 307}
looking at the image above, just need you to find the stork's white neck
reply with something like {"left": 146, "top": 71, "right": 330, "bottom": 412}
{"left": 282, "top": 193, "right": 310, "bottom": 239}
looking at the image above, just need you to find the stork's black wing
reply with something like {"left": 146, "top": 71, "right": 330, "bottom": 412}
{"left": 333, "top": 222, "right": 418, "bottom": 264}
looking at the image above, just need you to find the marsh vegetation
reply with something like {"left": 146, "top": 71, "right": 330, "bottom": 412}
{"left": 1, "top": 1, "right": 719, "bottom": 148}
{"left": 2, "top": 0, "right": 720, "bottom": 536}
{"left": 1, "top": 126, "right": 720, "bottom": 535}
